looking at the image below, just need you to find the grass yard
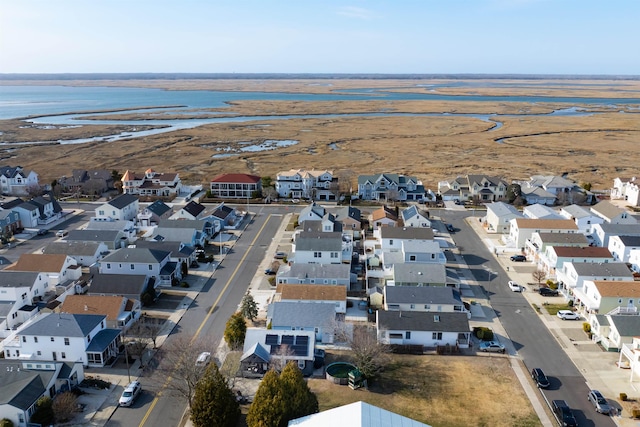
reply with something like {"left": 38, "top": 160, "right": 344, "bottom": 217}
{"left": 542, "top": 303, "right": 573, "bottom": 315}
{"left": 307, "top": 352, "right": 540, "bottom": 427}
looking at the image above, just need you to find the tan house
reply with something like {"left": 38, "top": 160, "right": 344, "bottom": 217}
{"left": 5, "top": 254, "right": 81, "bottom": 286}
{"left": 370, "top": 206, "right": 398, "bottom": 230}
{"left": 275, "top": 284, "right": 347, "bottom": 313}
{"left": 591, "top": 200, "right": 637, "bottom": 224}
{"left": 59, "top": 294, "right": 141, "bottom": 330}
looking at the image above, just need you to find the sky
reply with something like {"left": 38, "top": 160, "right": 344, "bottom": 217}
{"left": 1, "top": 0, "right": 638, "bottom": 75}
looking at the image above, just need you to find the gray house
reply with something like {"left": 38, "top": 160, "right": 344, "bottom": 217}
{"left": 66, "top": 229, "right": 128, "bottom": 250}
{"left": 89, "top": 273, "right": 156, "bottom": 303}
{"left": 377, "top": 311, "right": 471, "bottom": 348}
{"left": 276, "top": 263, "right": 352, "bottom": 288}
{"left": 267, "top": 301, "right": 337, "bottom": 344}
{"left": 42, "top": 241, "right": 109, "bottom": 267}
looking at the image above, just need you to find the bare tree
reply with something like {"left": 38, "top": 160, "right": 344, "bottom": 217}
{"left": 155, "top": 335, "right": 214, "bottom": 409}
{"left": 138, "top": 315, "right": 165, "bottom": 349}
{"left": 334, "top": 323, "right": 391, "bottom": 380}
{"left": 52, "top": 392, "right": 78, "bottom": 423}
{"left": 270, "top": 344, "right": 295, "bottom": 373}
{"left": 26, "top": 184, "right": 45, "bottom": 198}
{"left": 335, "top": 169, "right": 356, "bottom": 198}
{"left": 532, "top": 269, "right": 547, "bottom": 285}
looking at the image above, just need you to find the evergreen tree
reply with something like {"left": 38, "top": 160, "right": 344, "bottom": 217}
{"left": 191, "top": 363, "right": 240, "bottom": 427}
{"left": 240, "top": 291, "right": 259, "bottom": 322}
{"left": 224, "top": 312, "right": 247, "bottom": 350}
{"left": 246, "top": 369, "right": 285, "bottom": 427}
{"left": 279, "top": 362, "right": 318, "bottom": 422}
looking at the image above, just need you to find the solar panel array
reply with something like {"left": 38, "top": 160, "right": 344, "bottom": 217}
{"left": 265, "top": 334, "right": 279, "bottom": 345}
{"left": 265, "top": 334, "right": 309, "bottom": 357}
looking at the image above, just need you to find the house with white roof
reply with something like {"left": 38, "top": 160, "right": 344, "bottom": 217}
{"left": 608, "top": 235, "right": 640, "bottom": 263}
{"left": 559, "top": 204, "right": 604, "bottom": 235}
{"left": 288, "top": 401, "right": 431, "bottom": 427}
{"left": 507, "top": 218, "right": 579, "bottom": 249}
{"left": 400, "top": 205, "right": 431, "bottom": 228}
{"left": 591, "top": 200, "right": 637, "bottom": 225}
{"left": 95, "top": 194, "right": 139, "bottom": 222}
{"left": 485, "top": 201, "right": 522, "bottom": 234}
{"left": 611, "top": 176, "right": 640, "bottom": 207}
{"left": 275, "top": 169, "right": 337, "bottom": 200}
{"left": 523, "top": 204, "right": 563, "bottom": 220}
{"left": 2, "top": 312, "right": 121, "bottom": 367}
{"left": 121, "top": 169, "right": 182, "bottom": 197}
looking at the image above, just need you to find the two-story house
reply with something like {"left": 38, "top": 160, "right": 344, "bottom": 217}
{"left": 266, "top": 301, "right": 337, "bottom": 343}
{"left": 0, "top": 209, "right": 21, "bottom": 236}
{"left": 383, "top": 286, "right": 466, "bottom": 315}
{"left": 293, "top": 232, "right": 344, "bottom": 265}
{"left": 0, "top": 271, "right": 50, "bottom": 335}
{"left": 438, "top": 175, "right": 507, "bottom": 203}
{"left": 59, "top": 169, "right": 114, "bottom": 195}
{"left": 98, "top": 247, "right": 178, "bottom": 287}
{"left": 85, "top": 218, "right": 137, "bottom": 242}
{"left": 121, "top": 169, "right": 182, "bottom": 197}
{"left": 611, "top": 176, "right": 640, "bottom": 207}
{"left": 274, "top": 284, "right": 347, "bottom": 314}
{"left": 95, "top": 194, "right": 139, "bottom": 222}
{"left": 507, "top": 218, "right": 579, "bottom": 249}
{"left": 170, "top": 200, "right": 207, "bottom": 220}
{"left": 137, "top": 200, "right": 173, "bottom": 227}
{"left": 88, "top": 274, "right": 156, "bottom": 303}
{"left": 522, "top": 204, "right": 563, "bottom": 220}
{"left": 358, "top": 173, "right": 425, "bottom": 202}
{"left": 5, "top": 254, "right": 80, "bottom": 287}
{"left": 42, "top": 241, "right": 109, "bottom": 267}
{"left": 541, "top": 246, "right": 614, "bottom": 276}
{"left": 608, "top": 235, "right": 640, "bottom": 263}
{"left": 484, "top": 201, "right": 522, "bottom": 234}
{"left": 556, "top": 261, "right": 633, "bottom": 300}
{"left": 370, "top": 206, "right": 398, "bottom": 230}
{"left": 525, "top": 232, "right": 589, "bottom": 262}
{"left": 577, "top": 280, "right": 640, "bottom": 316}
{"left": 400, "top": 205, "right": 431, "bottom": 228}
{"left": 591, "top": 200, "right": 637, "bottom": 225}
{"left": 0, "top": 166, "right": 39, "bottom": 196}
{"left": 276, "top": 263, "right": 352, "bottom": 289}
{"left": 2, "top": 198, "right": 40, "bottom": 229}
{"left": 559, "top": 204, "right": 604, "bottom": 235}
{"left": 60, "top": 294, "right": 141, "bottom": 330}
{"left": 275, "top": 169, "right": 337, "bottom": 201}
{"left": 591, "top": 223, "right": 640, "bottom": 248}
{"left": 210, "top": 173, "right": 262, "bottom": 199}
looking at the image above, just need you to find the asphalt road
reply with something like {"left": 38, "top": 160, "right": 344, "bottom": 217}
{"left": 440, "top": 209, "right": 614, "bottom": 427}
{"left": 105, "top": 206, "right": 288, "bottom": 427}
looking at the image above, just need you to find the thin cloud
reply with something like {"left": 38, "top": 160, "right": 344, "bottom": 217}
{"left": 336, "top": 6, "right": 375, "bottom": 20}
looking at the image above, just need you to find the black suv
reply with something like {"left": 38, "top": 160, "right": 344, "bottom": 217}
{"left": 445, "top": 223, "right": 455, "bottom": 233}
{"left": 552, "top": 400, "right": 577, "bottom": 427}
{"left": 510, "top": 254, "right": 527, "bottom": 262}
{"left": 539, "top": 287, "right": 559, "bottom": 297}
{"left": 531, "top": 368, "right": 550, "bottom": 388}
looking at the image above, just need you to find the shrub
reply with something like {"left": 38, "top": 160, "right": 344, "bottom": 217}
{"left": 568, "top": 299, "right": 574, "bottom": 307}
{"left": 620, "top": 392, "right": 628, "bottom": 401}
{"left": 180, "top": 281, "right": 190, "bottom": 288}
{"left": 633, "top": 407, "right": 640, "bottom": 419}
{"left": 473, "top": 327, "right": 494, "bottom": 341}
{"left": 582, "top": 323, "right": 591, "bottom": 333}
{"left": 546, "top": 279, "right": 555, "bottom": 287}
{"left": 0, "top": 419, "right": 14, "bottom": 427}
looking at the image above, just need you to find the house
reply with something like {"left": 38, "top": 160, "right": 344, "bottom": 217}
{"left": 66, "top": 229, "right": 129, "bottom": 250}
{"left": 88, "top": 274, "right": 156, "bottom": 303}
{"left": 377, "top": 226, "right": 435, "bottom": 252}
{"left": 85, "top": 219, "right": 137, "bottom": 241}
{"left": 137, "top": 200, "right": 173, "bottom": 227}
{"left": 275, "top": 263, "right": 352, "bottom": 289}
{"left": 591, "top": 200, "right": 637, "bottom": 225}
{"left": 210, "top": 173, "right": 262, "bottom": 199}
{"left": 525, "top": 232, "right": 589, "bottom": 262}
{"left": 608, "top": 235, "right": 640, "bottom": 263}
{"left": 619, "top": 337, "right": 640, "bottom": 380}
{"left": 98, "top": 248, "right": 178, "bottom": 286}
{"left": 0, "top": 271, "right": 50, "bottom": 334}
{"left": 556, "top": 262, "right": 633, "bottom": 299}
{"left": 3, "top": 199, "right": 40, "bottom": 229}
{"left": 515, "top": 175, "right": 580, "bottom": 205}
{"left": 275, "top": 169, "right": 337, "bottom": 201}
{"left": 240, "top": 329, "right": 316, "bottom": 378}
{"left": 575, "top": 280, "right": 640, "bottom": 316}
{"left": 485, "top": 202, "right": 522, "bottom": 234}
{"left": 334, "top": 206, "right": 362, "bottom": 232}
{"left": 0, "top": 166, "right": 39, "bottom": 196}
{"left": 58, "top": 169, "right": 114, "bottom": 195}
{"left": 170, "top": 200, "right": 207, "bottom": 220}
{"left": 42, "top": 241, "right": 109, "bottom": 267}
{"left": 288, "top": 401, "right": 431, "bottom": 427}
{"left": 275, "top": 284, "right": 347, "bottom": 314}
{"left": 158, "top": 219, "right": 215, "bottom": 239}
{"left": 522, "top": 204, "right": 563, "bottom": 220}
{"left": 383, "top": 286, "right": 466, "bottom": 314}
{"left": 0, "top": 360, "right": 84, "bottom": 427}
{"left": 370, "top": 206, "right": 398, "bottom": 230}
{"left": 589, "top": 314, "right": 640, "bottom": 352}
{"left": 376, "top": 311, "right": 470, "bottom": 348}
{"left": 95, "top": 194, "right": 139, "bottom": 221}
{"left": 4, "top": 193, "right": 62, "bottom": 228}
{"left": 3, "top": 312, "right": 121, "bottom": 367}
{"left": 611, "top": 176, "right": 640, "bottom": 207}
{"left": 292, "top": 232, "right": 344, "bottom": 265}
{"left": 388, "top": 263, "right": 447, "bottom": 287}
{"left": 59, "top": 294, "right": 141, "bottom": 330}
{"left": 591, "top": 223, "right": 640, "bottom": 248}
{"left": 121, "top": 169, "right": 182, "bottom": 197}
{"left": 358, "top": 173, "right": 426, "bottom": 202}
{"left": 0, "top": 209, "right": 21, "bottom": 236}
{"left": 559, "top": 204, "right": 604, "bottom": 235}
{"left": 518, "top": 185, "right": 557, "bottom": 206}
{"left": 400, "top": 205, "right": 431, "bottom": 228}
{"left": 367, "top": 286, "right": 384, "bottom": 309}
{"left": 266, "top": 301, "right": 337, "bottom": 343}
{"left": 298, "top": 202, "right": 328, "bottom": 224}
{"left": 133, "top": 240, "right": 196, "bottom": 269}
{"left": 151, "top": 225, "right": 205, "bottom": 248}
{"left": 540, "top": 246, "right": 614, "bottom": 276}
{"left": 209, "top": 204, "right": 239, "bottom": 229}
{"left": 507, "top": 218, "right": 579, "bottom": 249}
{"left": 5, "top": 254, "right": 80, "bottom": 286}
{"left": 438, "top": 175, "right": 507, "bottom": 203}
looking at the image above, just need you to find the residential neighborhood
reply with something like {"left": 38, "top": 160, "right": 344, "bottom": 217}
{"left": 0, "top": 165, "right": 639, "bottom": 427}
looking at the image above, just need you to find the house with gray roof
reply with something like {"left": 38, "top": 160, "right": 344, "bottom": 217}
{"left": 152, "top": 226, "right": 204, "bottom": 248}
{"left": 158, "top": 218, "right": 215, "bottom": 238}
{"left": 400, "top": 205, "right": 431, "bottom": 228}
{"left": 88, "top": 273, "right": 156, "bottom": 303}
{"left": 66, "top": 229, "right": 128, "bottom": 250}
{"left": 438, "top": 175, "right": 507, "bottom": 203}
{"left": 85, "top": 218, "right": 137, "bottom": 241}
{"left": 592, "top": 223, "right": 640, "bottom": 248}
{"left": 590, "top": 314, "right": 640, "bottom": 352}
{"left": 358, "top": 173, "right": 426, "bottom": 202}
{"left": 95, "top": 194, "right": 139, "bottom": 221}
{"left": 0, "top": 360, "right": 84, "bottom": 427}
{"left": 3, "top": 312, "right": 120, "bottom": 367}
{"left": 485, "top": 201, "right": 522, "bottom": 234}
{"left": 171, "top": 200, "right": 207, "bottom": 220}
{"left": 334, "top": 206, "right": 362, "bottom": 238}
{"left": 389, "top": 263, "right": 447, "bottom": 287}
{"left": 556, "top": 261, "right": 634, "bottom": 294}
{"left": 0, "top": 166, "right": 39, "bottom": 197}
{"left": 275, "top": 263, "right": 352, "bottom": 289}
{"left": 608, "top": 235, "right": 640, "bottom": 263}
{"left": 7, "top": 200, "right": 40, "bottom": 228}
{"left": 0, "top": 209, "right": 21, "bottom": 236}
{"left": 293, "top": 232, "right": 345, "bottom": 264}
{"left": 98, "top": 247, "right": 179, "bottom": 286}
{"left": 383, "top": 286, "right": 466, "bottom": 315}
{"left": 376, "top": 310, "right": 470, "bottom": 348}
{"left": 0, "top": 271, "right": 49, "bottom": 335}
{"left": 591, "top": 200, "right": 637, "bottom": 225}
{"left": 133, "top": 240, "right": 195, "bottom": 268}
{"left": 209, "top": 204, "right": 239, "bottom": 229}
{"left": 527, "top": 232, "right": 589, "bottom": 262}
{"left": 523, "top": 203, "right": 563, "bottom": 220}
{"left": 267, "top": 301, "right": 337, "bottom": 343}
{"left": 137, "top": 200, "right": 173, "bottom": 227}
{"left": 42, "top": 241, "right": 108, "bottom": 266}
{"left": 519, "top": 185, "right": 557, "bottom": 206}
{"left": 559, "top": 204, "right": 605, "bottom": 234}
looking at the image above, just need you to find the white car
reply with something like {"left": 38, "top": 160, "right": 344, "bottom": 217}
{"left": 557, "top": 310, "right": 580, "bottom": 320}
{"left": 119, "top": 381, "right": 142, "bottom": 407}
{"left": 508, "top": 281, "right": 522, "bottom": 292}
{"left": 195, "top": 351, "right": 211, "bottom": 367}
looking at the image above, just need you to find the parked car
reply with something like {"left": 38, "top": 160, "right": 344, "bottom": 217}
{"left": 510, "top": 254, "right": 527, "bottom": 262}
{"left": 264, "top": 268, "right": 277, "bottom": 275}
{"left": 119, "top": 381, "right": 142, "bottom": 407}
{"left": 552, "top": 400, "right": 577, "bottom": 427}
{"left": 539, "top": 287, "right": 559, "bottom": 297}
{"left": 274, "top": 251, "right": 287, "bottom": 259}
{"left": 557, "top": 310, "right": 581, "bottom": 321}
{"left": 587, "top": 389, "right": 611, "bottom": 414}
{"left": 508, "top": 281, "right": 523, "bottom": 292}
{"left": 195, "top": 351, "right": 211, "bottom": 367}
{"left": 445, "top": 223, "right": 455, "bottom": 232}
{"left": 55, "top": 230, "right": 68, "bottom": 238}
{"left": 36, "top": 229, "right": 48, "bottom": 236}
{"left": 531, "top": 368, "right": 550, "bottom": 388}
{"left": 478, "top": 341, "right": 506, "bottom": 353}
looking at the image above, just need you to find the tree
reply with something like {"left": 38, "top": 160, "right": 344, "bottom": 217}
{"left": 30, "top": 396, "right": 54, "bottom": 426}
{"left": 335, "top": 169, "right": 356, "bottom": 198}
{"left": 240, "top": 291, "right": 259, "bottom": 323}
{"left": 269, "top": 344, "right": 295, "bottom": 373}
{"left": 52, "top": 391, "right": 78, "bottom": 423}
{"left": 190, "top": 363, "right": 240, "bottom": 427}
{"left": 581, "top": 182, "right": 592, "bottom": 191}
{"left": 262, "top": 186, "right": 278, "bottom": 202}
{"left": 140, "top": 315, "right": 164, "bottom": 349}
{"left": 246, "top": 363, "right": 318, "bottom": 427}
{"left": 224, "top": 312, "right": 247, "bottom": 350}
{"left": 26, "top": 184, "right": 44, "bottom": 198}
{"left": 506, "top": 183, "right": 522, "bottom": 203}
{"left": 336, "top": 324, "right": 391, "bottom": 380}
{"left": 532, "top": 269, "right": 547, "bottom": 285}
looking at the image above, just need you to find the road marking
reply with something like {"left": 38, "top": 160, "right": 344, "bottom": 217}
{"left": 139, "top": 214, "right": 273, "bottom": 427}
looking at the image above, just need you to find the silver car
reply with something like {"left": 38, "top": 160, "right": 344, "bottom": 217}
{"left": 588, "top": 389, "right": 611, "bottom": 414}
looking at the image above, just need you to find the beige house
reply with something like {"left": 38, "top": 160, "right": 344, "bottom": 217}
{"left": 59, "top": 294, "right": 141, "bottom": 330}
{"left": 274, "top": 284, "right": 346, "bottom": 313}
{"left": 590, "top": 200, "right": 637, "bottom": 224}
{"left": 577, "top": 280, "right": 640, "bottom": 315}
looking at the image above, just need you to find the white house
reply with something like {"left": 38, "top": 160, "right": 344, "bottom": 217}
{"left": 555, "top": 261, "right": 633, "bottom": 296}
{"left": 85, "top": 219, "right": 137, "bottom": 242}
{"left": 276, "top": 264, "right": 352, "bottom": 289}
{"left": 559, "top": 204, "right": 604, "bottom": 235}
{"left": 383, "top": 286, "right": 466, "bottom": 314}
{"left": 358, "top": 173, "right": 426, "bottom": 202}
{"left": 288, "top": 401, "right": 432, "bottom": 427}
{"left": 95, "top": 194, "right": 139, "bottom": 221}
{"left": 3, "top": 312, "right": 121, "bottom": 367}
{"left": 608, "top": 235, "right": 640, "bottom": 263}
{"left": 98, "top": 247, "right": 179, "bottom": 286}
{"left": 266, "top": 301, "right": 337, "bottom": 344}
{"left": 485, "top": 202, "right": 521, "bottom": 234}
{"left": 5, "top": 254, "right": 80, "bottom": 287}
{"left": 400, "top": 205, "right": 431, "bottom": 228}
{"left": 591, "top": 200, "right": 637, "bottom": 225}
{"left": 438, "top": 174, "right": 507, "bottom": 203}
{"left": 591, "top": 223, "right": 640, "bottom": 248}
{"left": 611, "top": 176, "right": 640, "bottom": 207}
{"left": 275, "top": 169, "right": 337, "bottom": 200}
{"left": 275, "top": 284, "right": 347, "bottom": 314}
{"left": 540, "top": 246, "right": 614, "bottom": 276}
{"left": 0, "top": 166, "right": 39, "bottom": 196}
{"left": 376, "top": 311, "right": 470, "bottom": 348}
{"left": 522, "top": 204, "right": 563, "bottom": 220}
{"left": 507, "top": 218, "right": 578, "bottom": 249}
{"left": 121, "top": 169, "right": 182, "bottom": 197}
{"left": 0, "top": 271, "right": 50, "bottom": 336}
{"left": 42, "top": 241, "right": 109, "bottom": 267}
{"left": 525, "top": 232, "right": 589, "bottom": 262}
{"left": 293, "top": 232, "right": 344, "bottom": 265}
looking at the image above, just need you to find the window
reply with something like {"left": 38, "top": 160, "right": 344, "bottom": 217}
{"left": 314, "top": 252, "right": 322, "bottom": 258}
{"left": 51, "top": 337, "right": 54, "bottom": 342}
{"left": 387, "top": 304, "right": 400, "bottom": 311}
{"left": 389, "top": 333, "right": 403, "bottom": 339}
{"left": 149, "top": 264, "right": 153, "bottom": 270}
{"left": 130, "top": 264, "right": 135, "bottom": 270}
{"left": 64, "top": 337, "right": 70, "bottom": 346}
{"left": 106, "top": 263, "right": 111, "bottom": 269}
{"left": 410, "top": 255, "right": 416, "bottom": 261}
{"left": 34, "top": 337, "right": 38, "bottom": 343}
{"left": 410, "top": 304, "right": 415, "bottom": 309}
{"left": 389, "top": 239, "right": 394, "bottom": 245}
{"left": 424, "top": 304, "right": 431, "bottom": 310}
{"left": 22, "top": 336, "right": 26, "bottom": 342}
{"left": 432, "top": 332, "right": 443, "bottom": 340}
{"left": 405, "top": 331, "right": 411, "bottom": 339}
{"left": 37, "top": 351, "right": 41, "bottom": 356}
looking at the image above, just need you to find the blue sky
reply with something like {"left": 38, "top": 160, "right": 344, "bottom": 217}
{"left": 1, "top": 0, "right": 638, "bottom": 75}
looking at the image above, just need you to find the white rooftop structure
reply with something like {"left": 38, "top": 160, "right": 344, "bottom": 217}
{"left": 288, "top": 401, "right": 431, "bottom": 427}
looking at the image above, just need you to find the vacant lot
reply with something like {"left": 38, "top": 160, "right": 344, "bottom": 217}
{"left": 306, "top": 351, "right": 540, "bottom": 427}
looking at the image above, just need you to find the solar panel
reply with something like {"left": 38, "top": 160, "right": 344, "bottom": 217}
{"left": 265, "top": 334, "right": 279, "bottom": 345}
{"left": 269, "top": 345, "right": 281, "bottom": 354}
{"left": 292, "top": 344, "right": 308, "bottom": 357}
{"left": 281, "top": 335, "right": 295, "bottom": 345}
{"left": 296, "top": 335, "right": 309, "bottom": 346}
